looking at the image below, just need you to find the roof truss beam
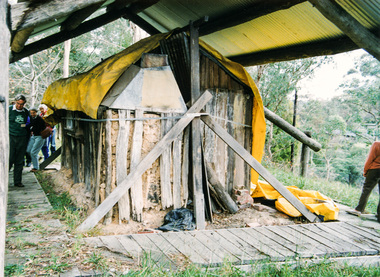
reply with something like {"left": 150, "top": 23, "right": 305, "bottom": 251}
{"left": 308, "top": 0, "right": 380, "bottom": 61}
{"left": 199, "top": 0, "right": 306, "bottom": 36}
{"left": 228, "top": 36, "right": 358, "bottom": 66}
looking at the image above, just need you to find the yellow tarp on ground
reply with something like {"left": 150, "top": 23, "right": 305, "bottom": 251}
{"left": 251, "top": 180, "right": 339, "bottom": 221}
{"left": 42, "top": 31, "right": 266, "bottom": 185}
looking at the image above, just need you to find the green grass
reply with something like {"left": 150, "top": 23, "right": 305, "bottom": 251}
{"left": 266, "top": 166, "right": 378, "bottom": 215}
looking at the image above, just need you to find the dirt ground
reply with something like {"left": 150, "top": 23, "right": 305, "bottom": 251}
{"left": 46, "top": 168, "right": 296, "bottom": 236}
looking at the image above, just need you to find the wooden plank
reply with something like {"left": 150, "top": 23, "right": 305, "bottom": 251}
{"left": 316, "top": 223, "right": 378, "bottom": 255}
{"left": 159, "top": 232, "right": 208, "bottom": 264}
{"left": 202, "top": 230, "right": 262, "bottom": 264}
{"left": 116, "top": 235, "right": 144, "bottom": 259}
{"left": 130, "top": 234, "right": 176, "bottom": 268}
{"left": 201, "top": 115, "right": 320, "bottom": 223}
{"left": 181, "top": 126, "right": 190, "bottom": 206}
{"left": 190, "top": 21, "right": 205, "bottom": 230}
{"left": 241, "top": 228, "right": 296, "bottom": 258}
{"left": 253, "top": 226, "right": 314, "bottom": 258}
{"left": 145, "top": 234, "right": 183, "bottom": 268}
{"left": 343, "top": 222, "right": 380, "bottom": 239}
{"left": 116, "top": 110, "right": 130, "bottom": 223}
{"left": 76, "top": 91, "right": 212, "bottom": 232}
{"left": 265, "top": 225, "right": 329, "bottom": 256}
{"left": 222, "top": 228, "right": 284, "bottom": 261}
{"left": 288, "top": 224, "right": 356, "bottom": 256}
{"left": 172, "top": 113, "right": 182, "bottom": 209}
{"left": 187, "top": 230, "right": 240, "bottom": 263}
{"left": 84, "top": 124, "right": 92, "bottom": 191}
{"left": 95, "top": 121, "right": 103, "bottom": 207}
{"left": 39, "top": 147, "right": 62, "bottom": 170}
{"left": 130, "top": 109, "right": 144, "bottom": 222}
{"left": 226, "top": 91, "right": 235, "bottom": 194}
{"left": 103, "top": 109, "right": 113, "bottom": 225}
{"left": 309, "top": 0, "right": 380, "bottom": 61}
{"left": 99, "top": 236, "right": 130, "bottom": 256}
{"left": 160, "top": 113, "right": 173, "bottom": 210}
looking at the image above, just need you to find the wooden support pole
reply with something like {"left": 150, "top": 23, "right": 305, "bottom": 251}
{"left": 206, "top": 162, "right": 239, "bottom": 214}
{"left": 116, "top": 110, "right": 130, "bottom": 223}
{"left": 264, "top": 107, "right": 322, "bottom": 152}
{"left": 103, "top": 109, "right": 113, "bottom": 225}
{"left": 201, "top": 115, "right": 321, "bottom": 223}
{"left": 76, "top": 91, "right": 212, "bottom": 232}
{"left": 190, "top": 20, "right": 205, "bottom": 230}
{"left": 39, "top": 147, "right": 62, "bottom": 170}
{"left": 300, "top": 131, "right": 311, "bottom": 178}
{"left": 0, "top": 1, "right": 10, "bottom": 274}
{"left": 308, "top": 0, "right": 380, "bottom": 61}
{"left": 160, "top": 112, "right": 173, "bottom": 209}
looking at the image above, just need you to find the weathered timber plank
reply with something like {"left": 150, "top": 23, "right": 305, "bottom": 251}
{"left": 116, "top": 235, "right": 144, "bottom": 259}
{"left": 39, "top": 147, "right": 61, "bottom": 170}
{"left": 160, "top": 112, "right": 173, "bottom": 210}
{"left": 116, "top": 110, "right": 130, "bottom": 223}
{"left": 159, "top": 232, "right": 208, "bottom": 264}
{"left": 172, "top": 113, "right": 182, "bottom": 209}
{"left": 187, "top": 230, "right": 240, "bottom": 263}
{"left": 201, "top": 115, "right": 320, "bottom": 223}
{"left": 95, "top": 121, "right": 103, "bottom": 207}
{"left": 145, "top": 234, "right": 183, "bottom": 268}
{"left": 253, "top": 226, "right": 313, "bottom": 258}
{"left": 224, "top": 228, "right": 285, "bottom": 261}
{"left": 343, "top": 222, "right": 380, "bottom": 239}
{"left": 181, "top": 126, "right": 190, "bottom": 206}
{"left": 316, "top": 223, "right": 378, "bottom": 255}
{"left": 130, "top": 234, "right": 176, "bottom": 268}
{"left": 130, "top": 109, "right": 144, "bottom": 222}
{"left": 99, "top": 236, "right": 130, "bottom": 256}
{"left": 288, "top": 224, "right": 356, "bottom": 256}
{"left": 174, "top": 232, "right": 223, "bottom": 265}
{"left": 104, "top": 110, "right": 113, "bottom": 225}
{"left": 76, "top": 91, "right": 212, "bottom": 232}
{"left": 241, "top": 228, "right": 296, "bottom": 258}
{"left": 265, "top": 225, "right": 328, "bottom": 256}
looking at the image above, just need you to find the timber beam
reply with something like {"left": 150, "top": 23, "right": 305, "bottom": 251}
{"left": 9, "top": 3, "right": 159, "bottom": 63}
{"left": 308, "top": 0, "right": 380, "bottom": 61}
{"left": 264, "top": 107, "right": 322, "bottom": 152}
{"left": 201, "top": 114, "right": 321, "bottom": 223}
{"left": 228, "top": 36, "right": 358, "bottom": 66}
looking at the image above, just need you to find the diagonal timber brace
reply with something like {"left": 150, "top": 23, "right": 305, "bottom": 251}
{"left": 201, "top": 114, "right": 321, "bottom": 223}
{"left": 76, "top": 90, "right": 213, "bottom": 232}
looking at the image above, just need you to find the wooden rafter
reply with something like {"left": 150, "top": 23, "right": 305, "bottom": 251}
{"left": 199, "top": 0, "right": 306, "bottom": 36}
{"left": 228, "top": 36, "right": 358, "bottom": 66}
{"left": 308, "top": 0, "right": 380, "bottom": 61}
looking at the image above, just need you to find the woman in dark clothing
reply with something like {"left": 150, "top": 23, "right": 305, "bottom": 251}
{"left": 26, "top": 107, "right": 47, "bottom": 172}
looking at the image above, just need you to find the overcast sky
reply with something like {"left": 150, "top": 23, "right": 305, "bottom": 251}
{"left": 298, "top": 49, "right": 366, "bottom": 100}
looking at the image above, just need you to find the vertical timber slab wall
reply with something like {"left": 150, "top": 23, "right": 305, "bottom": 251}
{"left": 200, "top": 54, "right": 253, "bottom": 194}
{"left": 0, "top": 1, "right": 10, "bottom": 274}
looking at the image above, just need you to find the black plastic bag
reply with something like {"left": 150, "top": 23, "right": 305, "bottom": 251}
{"left": 158, "top": 208, "right": 196, "bottom": 232}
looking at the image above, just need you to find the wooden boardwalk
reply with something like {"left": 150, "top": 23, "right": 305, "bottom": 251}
{"left": 86, "top": 221, "right": 380, "bottom": 269}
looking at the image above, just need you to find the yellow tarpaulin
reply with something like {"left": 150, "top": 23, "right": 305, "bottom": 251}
{"left": 42, "top": 32, "right": 266, "bottom": 185}
{"left": 251, "top": 180, "right": 339, "bottom": 221}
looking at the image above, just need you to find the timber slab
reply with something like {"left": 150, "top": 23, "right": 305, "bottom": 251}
{"left": 85, "top": 221, "right": 380, "bottom": 269}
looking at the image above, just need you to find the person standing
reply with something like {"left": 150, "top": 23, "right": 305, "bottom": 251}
{"left": 350, "top": 141, "right": 380, "bottom": 222}
{"left": 39, "top": 104, "right": 49, "bottom": 160}
{"left": 26, "top": 107, "right": 47, "bottom": 172}
{"left": 9, "top": 95, "right": 29, "bottom": 187}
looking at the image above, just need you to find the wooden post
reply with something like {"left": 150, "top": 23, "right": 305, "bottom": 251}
{"left": 181, "top": 125, "right": 190, "bottom": 206}
{"left": 160, "top": 112, "right": 173, "bottom": 209}
{"left": 172, "top": 113, "right": 183, "bottom": 209}
{"left": 201, "top": 115, "right": 321, "bottom": 223}
{"left": 104, "top": 109, "right": 113, "bottom": 225}
{"left": 0, "top": 1, "right": 9, "bottom": 274}
{"left": 190, "top": 20, "right": 205, "bottom": 230}
{"left": 290, "top": 89, "right": 298, "bottom": 171}
{"left": 130, "top": 109, "right": 144, "bottom": 222}
{"left": 116, "top": 110, "right": 130, "bottom": 223}
{"left": 300, "top": 131, "right": 311, "bottom": 178}
{"left": 76, "top": 91, "right": 212, "bottom": 232}
{"left": 264, "top": 107, "right": 322, "bottom": 152}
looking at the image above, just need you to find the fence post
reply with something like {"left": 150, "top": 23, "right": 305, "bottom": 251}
{"left": 300, "top": 131, "right": 312, "bottom": 177}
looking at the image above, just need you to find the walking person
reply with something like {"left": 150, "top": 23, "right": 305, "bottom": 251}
{"left": 349, "top": 141, "right": 380, "bottom": 222}
{"left": 9, "top": 94, "right": 29, "bottom": 187}
{"left": 39, "top": 104, "right": 49, "bottom": 160}
{"left": 26, "top": 107, "right": 47, "bottom": 172}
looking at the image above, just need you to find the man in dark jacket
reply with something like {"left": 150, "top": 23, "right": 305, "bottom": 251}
{"left": 9, "top": 94, "right": 29, "bottom": 187}
{"left": 26, "top": 107, "right": 47, "bottom": 172}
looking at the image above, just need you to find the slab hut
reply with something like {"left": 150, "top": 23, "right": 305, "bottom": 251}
{"left": 43, "top": 32, "right": 265, "bottom": 225}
